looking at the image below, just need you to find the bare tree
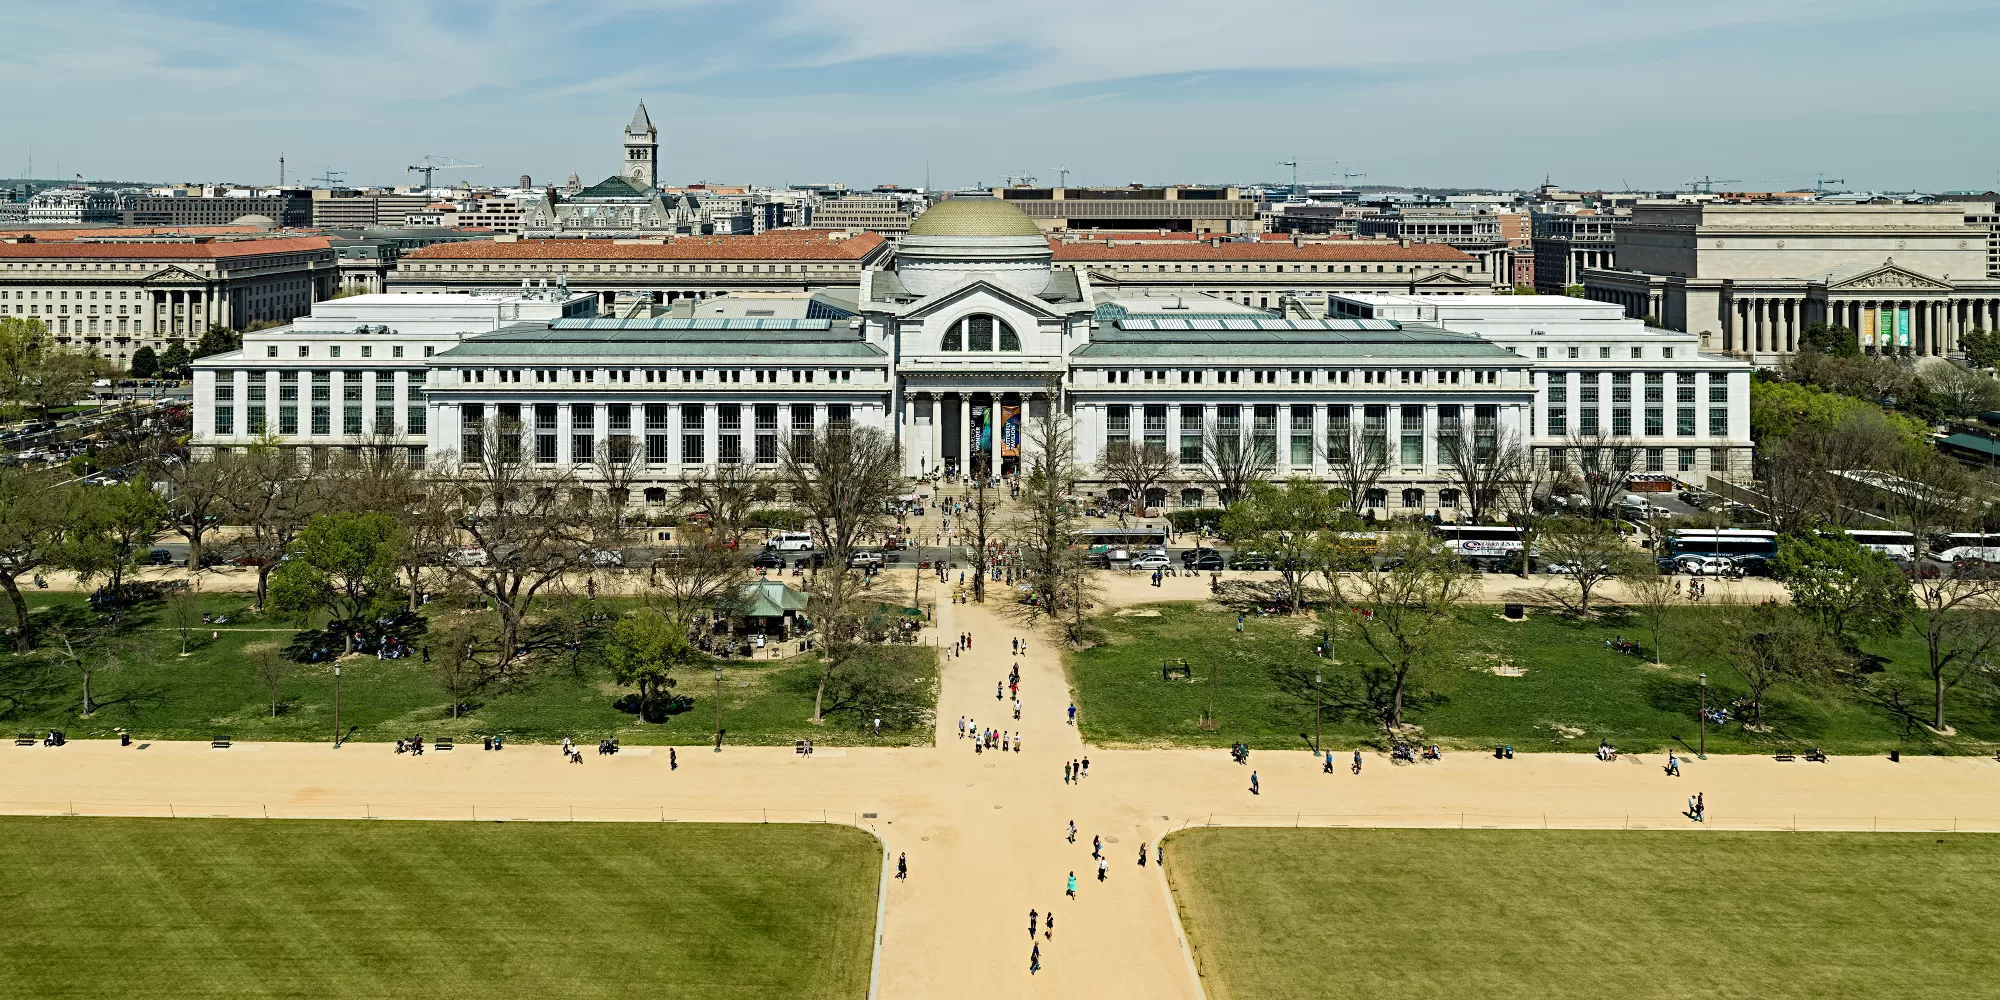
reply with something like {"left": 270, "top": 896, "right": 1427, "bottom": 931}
{"left": 1012, "top": 378, "right": 1093, "bottom": 643}
{"left": 223, "top": 438, "right": 323, "bottom": 611}
{"left": 1868, "top": 451, "right": 1997, "bottom": 732}
{"left": 1696, "top": 601, "right": 1840, "bottom": 729}
{"left": 679, "top": 462, "right": 766, "bottom": 544}
{"left": 1095, "top": 440, "right": 1177, "bottom": 522}
{"left": 1560, "top": 430, "right": 1640, "bottom": 520}
{"left": 1756, "top": 433, "right": 1834, "bottom": 537}
{"left": 1325, "top": 419, "right": 1388, "bottom": 516}
{"left": 428, "top": 612, "right": 487, "bottom": 719}
{"left": 434, "top": 418, "right": 595, "bottom": 673}
{"left": 1327, "top": 532, "right": 1472, "bottom": 731}
{"left": 1538, "top": 517, "right": 1642, "bottom": 614}
{"left": 1917, "top": 358, "right": 2000, "bottom": 418}
{"left": 1623, "top": 568, "right": 1679, "bottom": 665}
{"left": 964, "top": 477, "right": 1001, "bottom": 603}
{"left": 592, "top": 437, "right": 647, "bottom": 549}
{"left": 776, "top": 423, "right": 904, "bottom": 720}
{"left": 247, "top": 642, "right": 289, "bottom": 717}
{"left": 165, "top": 586, "right": 203, "bottom": 656}
{"left": 1439, "top": 421, "right": 1516, "bottom": 525}
{"left": 1490, "top": 442, "right": 1557, "bottom": 578}
{"left": 162, "top": 452, "right": 239, "bottom": 570}
{"left": 1199, "top": 417, "right": 1272, "bottom": 508}
{"left": 645, "top": 528, "right": 747, "bottom": 627}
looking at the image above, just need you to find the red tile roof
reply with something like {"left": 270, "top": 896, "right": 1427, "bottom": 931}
{"left": 403, "top": 230, "right": 887, "bottom": 262}
{"left": 0, "top": 225, "right": 274, "bottom": 242}
{"left": 1051, "top": 239, "right": 1474, "bottom": 263}
{"left": 0, "top": 235, "right": 333, "bottom": 259}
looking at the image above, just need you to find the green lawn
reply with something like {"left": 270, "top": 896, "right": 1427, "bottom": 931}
{"left": 1165, "top": 827, "right": 1998, "bottom": 1000}
{"left": 1, "top": 592, "right": 936, "bottom": 746}
{"left": 0, "top": 817, "right": 880, "bottom": 1000}
{"left": 1067, "top": 601, "right": 2000, "bottom": 754}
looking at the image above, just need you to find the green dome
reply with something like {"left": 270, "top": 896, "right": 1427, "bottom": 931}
{"left": 907, "top": 198, "right": 1043, "bottom": 237}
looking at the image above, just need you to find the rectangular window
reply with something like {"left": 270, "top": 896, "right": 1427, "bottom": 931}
{"left": 1676, "top": 374, "right": 1696, "bottom": 405}
{"left": 1678, "top": 448, "right": 1694, "bottom": 472}
{"left": 279, "top": 406, "right": 298, "bottom": 435}
{"left": 1646, "top": 447, "right": 1664, "bottom": 472}
{"left": 407, "top": 405, "right": 426, "bottom": 435}
{"left": 1612, "top": 407, "right": 1631, "bottom": 436}
{"left": 1253, "top": 405, "right": 1278, "bottom": 465}
{"left": 1436, "top": 404, "right": 1461, "bottom": 461}
{"left": 1711, "top": 448, "right": 1729, "bottom": 473}
{"left": 1399, "top": 405, "right": 1423, "bottom": 465}
{"left": 536, "top": 433, "right": 557, "bottom": 464}
{"left": 791, "top": 404, "right": 814, "bottom": 462}
{"left": 1179, "top": 405, "right": 1203, "bottom": 464}
{"left": 1677, "top": 407, "right": 1695, "bottom": 436}
{"left": 1144, "top": 404, "right": 1168, "bottom": 452}
{"left": 1709, "top": 408, "right": 1728, "bottom": 437}
{"left": 1289, "top": 405, "right": 1313, "bottom": 466}
{"left": 828, "top": 404, "right": 850, "bottom": 428}
{"left": 1362, "top": 405, "right": 1387, "bottom": 464}
{"left": 247, "top": 405, "right": 266, "bottom": 434}
{"left": 312, "top": 405, "right": 330, "bottom": 435}
{"left": 213, "top": 404, "right": 234, "bottom": 435}
{"left": 609, "top": 403, "right": 631, "bottom": 433}
{"left": 1644, "top": 407, "right": 1663, "bottom": 436}
{"left": 718, "top": 404, "right": 741, "bottom": 465}
{"left": 1474, "top": 405, "right": 1497, "bottom": 461}
{"left": 755, "top": 403, "right": 778, "bottom": 464}
{"left": 1106, "top": 405, "right": 1130, "bottom": 447}
{"left": 460, "top": 405, "right": 483, "bottom": 461}
{"left": 1644, "top": 373, "right": 1664, "bottom": 404}
{"left": 375, "top": 405, "right": 394, "bottom": 433}
{"left": 1611, "top": 373, "right": 1631, "bottom": 404}
{"left": 1709, "top": 375, "right": 1729, "bottom": 404}
{"left": 1326, "top": 405, "right": 1350, "bottom": 461}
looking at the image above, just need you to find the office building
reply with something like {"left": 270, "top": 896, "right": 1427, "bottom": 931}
{"left": 989, "top": 186, "right": 1258, "bottom": 234}
{"left": 1051, "top": 234, "right": 1494, "bottom": 309}
{"left": 1531, "top": 209, "right": 1626, "bottom": 294}
{"left": 25, "top": 188, "right": 123, "bottom": 224}
{"left": 123, "top": 190, "right": 314, "bottom": 229}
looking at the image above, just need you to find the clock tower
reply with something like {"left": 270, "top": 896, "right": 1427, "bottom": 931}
{"left": 623, "top": 101, "right": 657, "bottom": 190}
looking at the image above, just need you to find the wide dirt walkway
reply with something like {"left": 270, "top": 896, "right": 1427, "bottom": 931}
{"left": 4, "top": 583, "right": 1994, "bottom": 999}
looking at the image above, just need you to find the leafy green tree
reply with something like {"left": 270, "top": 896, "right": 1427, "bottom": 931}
{"left": 268, "top": 512, "right": 401, "bottom": 651}
{"left": 62, "top": 476, "right": 167, "bottom": 596}
{"left": 1748, "top": 379, "right": 1928, "bottom": 446}
{"left": 1219, "top": 477, "right": 1358, "bottom": 611}
{"left": 1962, "top": 328, "right": 2000, "bottom": 369}
{"left": 1696, "top": 601, "right": 1840, "bottom": 729}
{"left": 0, "top": 316, "right": 102, "bottom": 419}
{"left": 194, "top": 325, "right": 241, "bottom": 358}
{"left": 127, "top": 347, "right": 159, "bottom": 378}
{"left": 1800, "top": 321, "right": 1860, "bottom": 357}
{"left": 1774, "top": 532, "right": 1914, "bottom": 651}
{"left": 606, "top": 608, "right": 696, "bottom": 719}
{"left": 0, "top": 466, "right": 76, "bottom": 650}
{"left": 157, "top": 343, "right": 192, "bottom": 379}
{"left": 1326, "top": 532, "right": 1473, "bottom": 732}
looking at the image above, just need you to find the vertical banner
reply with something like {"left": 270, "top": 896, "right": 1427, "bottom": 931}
{"left": 1860, "top": 309, "right": 1876, "bottom": 346}
{"left": 1897, "top": 307, "right": 1912, "bottom": 347}
{"left": 1000, "top": 404, "right": 1021, "bottom": 457}
{"left": 973, "top": 405, "right": 991, "bottom": 453}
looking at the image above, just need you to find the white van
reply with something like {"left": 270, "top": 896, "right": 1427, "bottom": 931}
{"left": 769, "top": 531, "right": 815, "bottom": 553}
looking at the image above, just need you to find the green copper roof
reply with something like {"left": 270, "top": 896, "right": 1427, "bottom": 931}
{"left": 907, "top": 198, "right": 1043, "bottom": 237}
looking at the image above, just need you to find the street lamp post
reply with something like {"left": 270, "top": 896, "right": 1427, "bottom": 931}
{"left": 332, "top": 665, "right": 342, "bottom": 747}
{"left": 1697, "top": 671, "right": 1707, "bottom": 760}
{"left": 713, "top": 663, "right": 724, "bottom": 751}
{"left": 1314, "top": 669, "right": 1323, "bottom": 755}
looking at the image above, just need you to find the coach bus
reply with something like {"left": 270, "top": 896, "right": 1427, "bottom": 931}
{"left": 1666, "top": 529, "right": 1779, "bottom": 570}
{"left": 1433, "top": 525, "right": 1525, "bottom": 569}
{"left": 1840, "top": 528, "right": 1917, "bottom": 562}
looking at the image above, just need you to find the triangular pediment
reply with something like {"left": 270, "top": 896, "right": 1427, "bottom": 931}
{"left": 142, "top": 266, "right": 208, "bottom": 284}
{"left": 1826, "top": 262, "right": 1952, "bottom": 292}
{"left": 1413, "top": 269, "right": 1479, "bottom": 285}
{"left": 900, "top": 276, "right": 1068, "bottom": 320}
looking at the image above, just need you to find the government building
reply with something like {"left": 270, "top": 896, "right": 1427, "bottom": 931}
{"left": 193, "top": 198, "right": 1750, "bottom": 513}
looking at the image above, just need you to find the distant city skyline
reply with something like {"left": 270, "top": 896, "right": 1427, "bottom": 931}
{"left": 5, "top": 0, "right": 1997, "bottom": 193}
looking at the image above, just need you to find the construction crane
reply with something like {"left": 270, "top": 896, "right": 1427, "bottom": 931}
{"left": 1003, "top": 173, "right": 1039, "bottom": 187}
{"left": 1048, "top": 166, "right": 1071, "bottom": 187}
{"left": 1812, "top": 173, "right": 1847, "bottom": 193}
{"left": 1683, "top": 175, "right": 1741, "bottom": 194}
{"left": 311, "top": 168, "right": 346, "bottom": 187}
{"left": 405, "top": 155, "right": 481, "bottom": 188}
{"left": 1277, "top": 157, "right": 1358, "bottom": 199}
{"left": 1277, "top": 159, "right": 1302, "bottom": 200}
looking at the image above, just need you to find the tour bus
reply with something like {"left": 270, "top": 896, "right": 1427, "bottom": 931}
{"left": 1840, "top": 528, "right": 1917, "bottom": 562}
{"left": 1928, "top": 532, "right": 2000, "bottom": 560}
{"left": 1665, "top": 529, "right": 1779, "bottom": 571}
{"left": 1432, "top": 525, "right": 1525, "bottom": 569}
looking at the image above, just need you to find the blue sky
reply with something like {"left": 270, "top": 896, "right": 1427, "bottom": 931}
{"left": 4, "top": 0, "right": 1996, "bottom": 192}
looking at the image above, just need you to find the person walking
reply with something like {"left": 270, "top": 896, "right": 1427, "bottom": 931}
{"left": 1138, "top": 842, "right": 1148, "bottom": 867}
{"left": 958, "top": 716, "right": 966, "bottom": 739}
{"left": 1695, "top": 792, "right": 1706, "bottom": 823}
{"left": 1082, "top": 757, "right": 1090, "bottom": 778}
{"left": 1236, "top": 613, "right": 1244, "bottom": 633}
{"left": 997, "top": 681, "right": 1004, "bottom": 701}
{"left": 1666, "top": 751, "right": 1680, "bottom": 777}
{"left": 897, "top": 853, "right": 908, "bottom": 880}
{"left": 1250, "top": 770, "right": 1260, "bottom": 795}
{"left": 1067, "top": 872, "right": 1076, "bottom": 899}
{"left": 1029, "top": 908, "right": 1039, "bottom": 938}
{"left": 1002, "top": 731, "right": 1010, "bottom": 752}
{"left": 1092, "top": 834, "right": 1101, "bottom": 859}
{"left": 1014, "top": 731, "right": 1022, "bottom": 753}
{"left": 1067, "top": 703, "right": 1076, "bottom": 726}
{"left": 1030, "top": 941, "right": 1040, "bottom": 975}
{"left": 1067, "top": 820, "right": 1077, "bottom": 843}
{"left": 1323, "top": 749, "right": 1334, "bottom": 774}
{"left": 1098, "top": 856, "right": 1109, "bottom": 881}
{"left": 669, "top": 747, "right": 677, "bottom": 771}
{"left": 1013, "top": 697, "right": 1022, "bottom": 721}
{"left": 1064, "top": 761, "right": 1072, "bottom": 784}
{"left": 1045, "top": 911, "right": 1053, "bottom": 939}
{"left": 1352, "top": 749, "right": 1363, "bottom": 775}
{"left": 1155, "top": 842, "right": 1163, "bottom": 866}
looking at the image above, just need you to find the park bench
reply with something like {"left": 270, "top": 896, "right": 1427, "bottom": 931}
{"left": 211, "top": 736, "right": 231, "bottom": 749}
{"left": 435, "top": 737, "right": 453, "bottom": 751}
{"left": 1773, "top": 752, "right": 1795, "bottom": 762}
{"left": 1162, "top": 659, "right": 1193, "bottom": 681}
{"left": 15, "top": 733, "right": 33, "bottom": 747}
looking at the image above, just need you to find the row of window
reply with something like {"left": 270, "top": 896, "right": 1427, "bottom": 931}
{"left": 459, "top": 402, "right": 849, "bottom": 465}
{"left": 1103, "top": 402, "right": 1501, "bottom": 467}
{"left": 261, "top": 343, "right": 435, "bottom": 359}
{"left": 1103, "top": 367, "right": 1509, "bottom": 386}
{"left": 1533, "top": 344, "right": 1679, "bottom": 360}
{"left": 409, "top": 261, "right": 861, "bottom": 274}
{"left": 458, "top": 367, "right": 859, "bottom": 385}
{"left": 1107, "top": 262, "right": 1474, "bottom": 275}
{"left": 1544, "top": 406, "right": 1727, "bottom": 438}
{"left": 212, "top": 404, "right": 427, "bottom": 438}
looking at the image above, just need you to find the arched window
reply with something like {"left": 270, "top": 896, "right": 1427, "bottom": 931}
{"left": 944, "top": 315, "right": 1020, "bottom": 352}
{"left": 1402, "top": 488, "right": 1426, "bottom": 509}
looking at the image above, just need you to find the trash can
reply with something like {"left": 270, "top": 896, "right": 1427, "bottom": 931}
{"left": 1504, "top": 603, "right": 1525, "bottom": 620}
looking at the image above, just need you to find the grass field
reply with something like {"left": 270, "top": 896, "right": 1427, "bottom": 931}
{"left": 1165, "top": 827, "right": 1999, "bottom": 1000}
{"left": 1, "top": 591, "right": 936, "bottom": 746}
{"left": 1067, "top": 601, "right": 2000, "bottom": 754}
{"left": 0, "top": 817, "right": 881, "bottom": 1000}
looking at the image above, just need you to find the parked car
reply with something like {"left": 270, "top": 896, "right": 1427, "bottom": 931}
{"left": 752, "top": 551, "right": 786, "bottom": 569}
{"left": 768, "top": 531, "right": 814, "bottom": 552}
{"left": 1182, "top": 549, "right": 1226, "bottom": 571}
{"left": 1228, "top": 551, "right": 1272, "bottom": 571}
{"left": 1130, "top": 552, "right": 1171, "bottom": 571}
{"left": 448, "top": 547, "right": 489, "bottom": 567}
{"left": 848, "top": 550, "right": 886, "bottom": 571}
{"left": 582, "top": 548, "right": 624, "bottom": 567}
{"left": 1675, "top": 554, "right": 1736, "bottom": 575}
{"left": 143, "top": 548, "right": 173, "bottom": 565}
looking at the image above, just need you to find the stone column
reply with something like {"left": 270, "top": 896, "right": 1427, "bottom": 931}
{"left": 957, "top": 394, "right": 971, "bottom": 477}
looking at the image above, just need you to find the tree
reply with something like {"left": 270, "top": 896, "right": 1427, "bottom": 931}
{"left": 1623, "top": 567, "right": 1678, "bottom": 665}
{"left": 1095, "top": 440, "right": 1176, "bottom": 522}
{"left": 194, "top": 325, "right": 241, "bottom": 359}
{"left": 127, "top": 347, "right": 159, "bottom": 379}
{"left": 646, "top": 529, "right": 747, "bottom": 627}
{"left": 775, "top": 423, "right": 903, "bottom": 720}
{"left": 1440, "top": 423, "right": 1518, "bottom": 525}
{"left": 1697, "top": 601, "right": 1840, "bottom": 729}
{"left": 62, "top": 476, "right": 167, "bottom": 597}
{"left": 426, "top": 612, "right": 490, "bottom": 719}
{"left": 0, "top": 316, "right": 102, "bottom": 419}
{"left": 1327, "top": 532, "right": 1472, "bottom": 731}
{"left": 1879, "top": 450, "right": 2000, "bottom": 732}
{"left": 157, "top": 343, "right": 193, "bottom": 380}
{"left": 165, "top": 586, "right": 203, "bottom": 656}
{"left": 679, "top": 463, "right": 765, "bottom": 543}
{"left": 0, "top": 466, "right": 74, "bottom": 650}
{"left": 163, "top": 452, "right": 238, "bottom": 571}
{"left": 1326, "top": 418, "right": 1389, "bottom": 517}
{"left": 248, "top": 643, "right": 290, "bottom": 717}
{"left": 590, "top": 437, "right": 646, "bottom": 550}
{"left": 223, "top": 439, "right": 322, "bottom": 610}
{"left": 1559, "top": 430, "right": 1639, "bottom": 520}
{"left": 435, "top": 417, "right": 595, "bottom": 673}
{"left": 268, "top": 512, "right": 401, "bottom": 651}
{"left": 1012, "top": 379, "right": 1092, "bottom": 644}
{"left": 1491, "top": 442, "right": 1556, "bottom": 578}
{"left": 328, "top": 442, "right": 443, "bottom": 613}
{"left": 1800, "top": 321, "right": 1860, "bottom": 357}
{"left": 1962, "top": 328, "right": 2000, "bottom": 369}
{"left": 606, "top": 608, "right": 696, "bottom": 720}
{"left": 42, "top": 620, "right": 123, "bottom": 718}
{"left": 1773, "top": 532, "right": 1913, "bottom": 647}
{"left": 1219, "top": 477, "right": 1355, "bottom": 611}
{"left": 964, "top": 477, "right": 1000, "bottom": 603}
{"left": 1538, "top": 517, "right": 1641, "bottom": 614}
{"left": 1916, "top": 359, "right": 2000, "bottom": 418}
{"left": 1199, "top": 417, "right": 1272, "bottom": 508}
